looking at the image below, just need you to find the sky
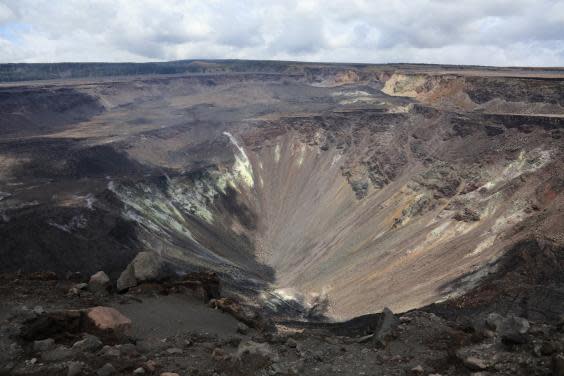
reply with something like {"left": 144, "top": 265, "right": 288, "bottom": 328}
{"left": 0, "top": 0, "right": 563, "bottom": 66}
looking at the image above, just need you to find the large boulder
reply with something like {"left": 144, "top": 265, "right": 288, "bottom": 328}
{"left": 86, "top": 306, "right": 132, "bottom": 335}
{"left": 372, "top": 307, "right": 399, "bottom": 348}
{"left": 499, "top": 316, "right": 530, "bottom": 345}
{"left": 116, "top": 264, "right": 137, "bottom": 292}
{"left": 117, "top": 251, "right": 169, "bottom": 292}
{"left": 486, "top": 313, "right": 529, "bottom": 345}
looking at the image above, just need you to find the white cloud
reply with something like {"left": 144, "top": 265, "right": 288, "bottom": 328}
{"left": 0, "top": 2, "right": 13, "bottom": 24}
{"left": 0, "top": 0, "right": 562, "bottom": 66}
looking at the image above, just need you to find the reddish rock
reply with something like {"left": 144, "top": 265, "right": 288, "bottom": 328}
{"left": 86, "top": 306, "right": 131, "bottom": 334}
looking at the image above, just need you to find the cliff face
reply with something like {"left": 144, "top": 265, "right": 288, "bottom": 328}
{"left": 0, "top": 62, "right": 562, "bottom": 320}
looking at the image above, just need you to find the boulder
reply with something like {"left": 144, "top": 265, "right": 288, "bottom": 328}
{"left": 99, "top": 345, "right": 121, "bottom": 357}
{"left": 484, "top": 313, "right": 530, "bottom": 344}
{"left": 372, "top": 307, "right": 398, "bottom": 348}
{"left": 485, "top": 313, "right": 503, "bottom": 330}
{"left": 33, "top": 338, "right": 55, "bottom": 352}
{"left": 72, "top": 334, "right": 103, "bottom": 352}
{"left": 132, "top": 251, "right": 166, "bottom": 280}
{"left": 97, "top": 363, "right": 116, "bottom": 376}
{"left": 410, "top": 365, "right": 424, "bottom": 374}
{"left": 41, "top": 345, "right": 75, "bottom": 362}
{"left": 117, "top": 251, "right": 168, "bottom": 292}
{"left": 67, "top": 361, "right": 85, "bottom": 376}
{"left": 166, "top": 347, "right": 183, "bottom": 355}
{"left": 68, "top": 282, "right": 89, "bottom": 296}
{"left": 117, "top": 264, "right": 137, "bottom": 292}
{"left": 499, "top": 316, "right": 529, "bottom": 345}
{"left": 89, "top": 271, "right": 110, "bottom": 293}
{"left": 237, "top": 322, "right": 249, "bottom": 335}
{"left": 461, "top": 356, "right": 488, "bottom": 371}
{"left": 86, "top": 306, "right": 131, "bottom": 335}
{"left": 235, "top": 340, "right": 279, "bottom": 370}
{"left": 117, "top": 343, "right": 138, "bottom": 357}
{"left": 456, "top": 345, "right": 491, "bottom": 372}
{"left": 145, "top": 360, "right": 157, "bottom": 372}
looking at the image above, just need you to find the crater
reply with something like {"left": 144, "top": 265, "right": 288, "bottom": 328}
{"left": 0, "top": 63, "right": 562, "bottom": 321}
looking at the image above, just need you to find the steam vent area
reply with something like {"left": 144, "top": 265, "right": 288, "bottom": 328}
{"left": 0, "top": 61, "right": 563, "bottom": 375}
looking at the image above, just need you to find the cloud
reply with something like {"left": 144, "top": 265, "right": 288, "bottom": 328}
{"left": 0, "top": 0, "right": 562, "bottom": 66}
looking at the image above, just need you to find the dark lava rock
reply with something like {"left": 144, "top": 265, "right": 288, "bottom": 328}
{"left": 41, "top": 345, "right": 75, "bottom": 362}
{"left": 97, "top": 363, "right": 117, "bottom": 376}
{"left": 67, "top": 361, "right": 85, "bottom": 376}
{"left": 373, "top": 307, "right": 399, "bottom": 348}
{"left": 499, "top": 316, "right": 530, "bottom": 345}
{"left": 89, "top": 271, "right": 111, "bottom": 294}
{"left": 33, "top": 338, "right": 55, "bottom": 352}
{"left": 72, "top": 334, "right": 103, "bottom": 352}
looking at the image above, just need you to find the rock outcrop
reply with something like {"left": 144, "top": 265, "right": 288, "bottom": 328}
{"left": 117, "top": 251, "right": 169, "bottom": 292}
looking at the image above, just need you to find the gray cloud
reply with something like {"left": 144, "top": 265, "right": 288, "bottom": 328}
{"left": 0, "top": 0, "right": 562, "bottom": 66}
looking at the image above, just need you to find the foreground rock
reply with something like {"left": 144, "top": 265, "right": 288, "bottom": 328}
{"left": 117, "top": 251, "right": 169, "bottom": 292}
{"left": 89, "top": 271, "right": 111, "bottom": 293}
{"left": 233, "top": 341, "right": 279, "bottom": 372}
{"left": 372, "top": 307, "right": 399, "bottom": 348}
{"left": 86, "top": 306, "right": 132, "bottom": 335}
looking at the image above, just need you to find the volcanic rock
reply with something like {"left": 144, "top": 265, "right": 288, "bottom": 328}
{"left": 86, "top": 306, "right": 132, "bottom": 335}
{"left": 89, "top": 271, "right": 110, "bottom": 293}
{"left": 97, "top": 363, "right": 116, "bottom": 376}
{"left": 485, "top": 313, "right": 504, "bottom": 330}
{"left": 33, "top": 338, "right": 55, "bottom": 352}
{"left": 237, "top": 322, "right": 249, "bottom": 335}
{"left": 67, "top": 361, "right": 85, "bottom": 376}
{"left": 117, "top": 251, "right": 169, "bottom": 292}
{"left": 41, "top": 345, "right": 75, "bottom": 362}
{"left": 235, "top": 341, "right": 279, "bottom": 370}
{"left": 372, "top": 307, "right": 398, "bottom": 348}
{"left": 72, "top": 334, "right": 103, "bottom": 352}
{"left": 499, "top": 316, "right": 530, "bottom": 345}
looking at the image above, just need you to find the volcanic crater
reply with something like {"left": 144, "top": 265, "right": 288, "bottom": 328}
{"left": 0, "top": 61, "right": 563, "bottom": 321}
